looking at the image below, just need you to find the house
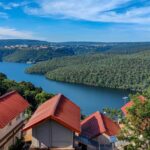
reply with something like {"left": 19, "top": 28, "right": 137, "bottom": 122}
{"left": 80, "top": 111, "right": 120, "bottom": 150}
{"left": 0, "top": 91, "right": 29, "bottom": 150}
{"left": 23, "top": 94, "right": 81, "bottom": 150}
{"left": 121, "top": 95, "right": 145, "bottom": 116}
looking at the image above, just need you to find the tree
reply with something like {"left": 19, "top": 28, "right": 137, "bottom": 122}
{"left": 0, "top": 73, "right": 7, "bottom": 80}
{"left": 102, "top": 107, "right": 123, "bottom": 121}
{"left": 118, "top": 96, "right": 150, "bottom": 150}
{"left": 0, "top": 72, "right": 53, "bottom": 114}
{"left": 35, "top": 91, "right": 53, "bottom": 105}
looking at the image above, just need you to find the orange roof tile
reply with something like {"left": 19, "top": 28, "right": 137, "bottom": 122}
{"left": 81, "top": 111, "right": 120, "bottom": 138}
{"left": 0, "top": 91, "right": 29, "bottom": 128}
{"left": 23, "top": 94, "right": 80, "bottom": 133}
{"left": 121, "top": 96, "right": 145, "bottom": 115}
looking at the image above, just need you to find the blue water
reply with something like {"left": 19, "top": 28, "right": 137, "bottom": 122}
{"left": 0, "top": 62, "right": 129, "bottom": 115}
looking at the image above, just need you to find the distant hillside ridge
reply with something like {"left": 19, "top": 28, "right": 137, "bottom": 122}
{"left": 0, "top": 39, "right": 49, "bottom": 46}
{"left": 1, "top": 39, "right": 150, "bottom": 62}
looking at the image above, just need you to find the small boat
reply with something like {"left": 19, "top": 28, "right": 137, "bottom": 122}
{"left": 122, "top": 96, "right": 129, "bottom": 104}
{"left": 122, "top": 96, "right": 128, "bottom": 100}
{"left": 26, "top": 61, "right": 35, "bottom": 64}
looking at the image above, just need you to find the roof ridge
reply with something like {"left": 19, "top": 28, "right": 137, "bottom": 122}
{"left": 97, "top": 112, "right": 107, "bottom": 133}
{"left": 99, "top": 112, "right": 107, "bottom": 131}
{"left": 23, "top": 93, "right": 80, "bottom": 133}
{"left": 0, "top": 91, "right": 17, "bottom": 101}
{"left": 51, "top": 93, "right": 62, "bottom": 115}
{"left": 81, "top": 111, "right": 98, "bottom": 124}
{"left": 61, "top": 94, "right": 80, "bottom": 109}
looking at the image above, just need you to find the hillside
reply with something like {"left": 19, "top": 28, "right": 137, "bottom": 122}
{"left": 1, "top": 40, "right": 150, "bottom": 63}
{"left": 2, "top": 47, "right": 74, "bottom": 62}
{"left": 0, "top": 39, "right": 49, "bottom": 46}
{"left": 0, "top": 73, "right": 53, "bottom": 112}
{"left": 26, "top": 51, "right": 150, "bottom": 91}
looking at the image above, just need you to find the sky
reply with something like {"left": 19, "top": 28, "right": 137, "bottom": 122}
{"left": 0, "top": 0, "right": 150, "bottom": 42}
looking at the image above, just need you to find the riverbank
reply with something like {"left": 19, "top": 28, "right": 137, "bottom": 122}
{"left": 26, "top": 52, "right": 150, "bottom": 92}
{"left": 0, "top": 62, "right": 129, "bottom": 114}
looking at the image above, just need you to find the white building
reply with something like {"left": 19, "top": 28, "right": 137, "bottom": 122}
{"left": 80, "top": 111, "right": 120, "bottom": 150}
{"left": 23, "top": 94, "right": 81, "bottom": 150}
{"left": 0, "top": 91, "right": 29, "bottom": 150}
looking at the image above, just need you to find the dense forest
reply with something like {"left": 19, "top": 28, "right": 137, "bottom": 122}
{"left": 0, "top": 73, "right": 53, "bottom": 114}
{"left": 1, "top": 47, "right": 74, "bottom": 62}
{"left": 1, "top": 40, "right": 150, "bottom": 63}
{"left": 1, "top": 39, "right": 150, "bottom": 91}
{"left": 27, "top": 51, "right": 150, "bottom": 91}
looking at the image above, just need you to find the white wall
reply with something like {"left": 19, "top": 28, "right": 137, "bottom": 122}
{"left": 51, "top": 120, "right": 73, "bottom": 148}
{"left": 32, "top": 119, "right": 51, "bottom": 148}
{"left": 0, "top": 113, "right": 24, "bottom": 140}
{"left": 0, "top": 112, "right": 25, "bottom": 150}
{"left": 32, "top": 120, "right": 74, "bottom": 149}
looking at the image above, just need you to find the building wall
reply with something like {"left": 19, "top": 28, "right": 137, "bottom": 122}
{"left": 1, "top": 131, "right": 22, "bottom": 150}
{"left": 0, "top": 112, "right": 25, "bottom": 150}
{"left": 32, "top": 120, "right": 74, "bottom": 149}
{"left": 94, "top": 133, "right": 110, "bottom": 145}
{"left": 32, "top": 120, "right": 51, "bottom": 148}
{"left": 87, "top": 145, "right": 97, "bottom": 150}
{"left": 51, "top": 120, "right": 73, "bottom": 148}
{"left": 86, "top": 134, "right": 111, "bottom": 150}
{"left": 0, "top": 113, "right": 24, "bottom": 139}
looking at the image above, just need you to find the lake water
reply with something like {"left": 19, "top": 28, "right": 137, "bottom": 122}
{"left": 0, "top": 62, "right": 129, "bottom": 115}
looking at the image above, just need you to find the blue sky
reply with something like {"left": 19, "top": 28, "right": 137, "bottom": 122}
{"left": 0, "top": 0, "right": 150, "bottom": 42}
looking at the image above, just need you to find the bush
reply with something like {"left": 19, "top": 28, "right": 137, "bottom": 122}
{"left": 9, "top": 137, "right": 24, "bottom": 150}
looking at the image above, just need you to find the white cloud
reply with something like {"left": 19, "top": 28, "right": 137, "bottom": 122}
{"left": 0, "top": 2, "right": 28, "bottom": 10}
{"left": 24, "top": 0, "right": 150, "bottom": 24}
{"left": 0, "top": 12, "right": 8, "bottom": 18}
{"left": 0, "top": 27, "right": 34, "bottom": 39}
{"left": 0, "top": 2, "right": 10, "bottom": 10}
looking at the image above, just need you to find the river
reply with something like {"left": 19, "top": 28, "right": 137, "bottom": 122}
{"left": 0, "top": 62, "right": 129, "bottom": 115}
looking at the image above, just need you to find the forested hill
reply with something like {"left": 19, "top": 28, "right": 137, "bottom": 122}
{"left": 0, "top": 39, "right": 49, "bottom": 46}
{"left": 0, "top": 47, "right": 75, "bottom": 62}
{"left": 1, "top": 39, "right": 150, "bottom": 91}
{"left": 26, "top": 51, "right": 150, "bottom": 91}
{"left": 1, "top": 39, "right": 150, "bottom": 63}
{"left": 0, "top": 73, "right": 53, "bottom": 113}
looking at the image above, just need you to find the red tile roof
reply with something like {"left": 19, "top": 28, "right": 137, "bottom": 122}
{"left": 81, "top": 111, "right": 120, "bottom": 139}
{"left": 0, "top": 91, "right": 29, "bottom": 128}
{"left": 23, "top": 94, "right": 81, "bottom": 133}
{"left": 121, "top": 96, "right": 145, "bottom": 115}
